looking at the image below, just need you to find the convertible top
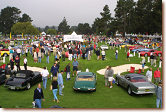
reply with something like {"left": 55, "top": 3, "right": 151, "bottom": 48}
{"left": 126, "top": 73, "right": 145, "bottom": 78}
{"left": 17, "top": 70, "right": 33, "bottom": 77}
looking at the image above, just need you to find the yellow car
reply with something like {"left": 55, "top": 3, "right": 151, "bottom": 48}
{"left": 0, "top": 49, "right": 10, "bottom": 57}
{"left": 121, "top": 44, "right": 135, "bottom": 48}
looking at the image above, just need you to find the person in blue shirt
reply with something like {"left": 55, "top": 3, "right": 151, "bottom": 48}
{"left": 72, "top": 58, "right": 79, "bottom": 76}
{"left": 57, "top": 70, "right": 64, "bottom": 96}
{"left": 50, "top": 63, "right": 59, "bottom": 77}
{"left": 156, "top": 82, "right": 162, "bottom": 108}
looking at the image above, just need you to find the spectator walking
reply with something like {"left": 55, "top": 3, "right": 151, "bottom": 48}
{"left": 38, "top": 50, "right": 42, "bottom": 63}
{"left": 45, "top": 50, "right": 49, "bottom": 63}
{"left": 72, "top": 58, "right": 79, "bottom": 77}
{"left": 68, "top": 48, "right": 72, "bottom": 61}
{"left": 34, "top": 51, "right": 37, "bottom": 63}
{"left": 146, "top": 68, "right": 152, "bottom": 82}
{"left": 33, "top": 83, "right": 45, "bottom": 108}
{"left": 115, "top": 49, "right": 118, "bottom": 60}
{"left": 154, "top": 68, "right": 161, "bottom": 84}
{"left": 96, "top": 48, "right": 100, "bottom": 60}
{"left": 57, "top": 70, "right": 64, "bottom": 96}
{"left": 50, "top": 63, "right": 59, "bottom": 77}
{"left": 10, "top": 57, "right": 14, "bottom": 70}
{"left": 101, "top": 49, "right": 105, "bottom": 60}
{"left": 25, "top": 47, "right": 28, "bottom": 57}
{"left": 141, "top": 57, "right": 146, "bottom": 72}
{"left": 41, "top": 67, "right": 49, "bottom": 89}
{"left": 23, "top": 56, "right": 27, "bottom": 70}
{"left": 50, "top": 77, "right": 59, "bottom": 103}
{"left": 155, "top": 82, "right": 162, "bottom": 108}
{"left": 127, "top": 50, "right": 130, "bottom": 61}
{"left": 150, "top": 54, "right": 154, "bottom": 66}
{"left": 87, "top": 49, "right": 91, "bottom": 60}
{"left": 104, "top": 66, "right": 109, "bottom": 87}
{"left": 73, "top": 49, "right": 77, "bottom": 59}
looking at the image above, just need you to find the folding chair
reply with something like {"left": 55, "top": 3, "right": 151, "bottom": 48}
{"left": 137, "top": 69, "right": 142, "bottom": 74}
{"left": 129, "top": 66, "right": 135, "bottom": 73}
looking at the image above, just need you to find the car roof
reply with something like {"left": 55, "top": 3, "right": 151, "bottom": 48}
{"left": 78, "top": 72, "right": 94, "bottom": 76}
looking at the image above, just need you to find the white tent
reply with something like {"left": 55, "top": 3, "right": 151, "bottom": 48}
{"left": 63, "top": 31, "right": 83, "bottom": 42}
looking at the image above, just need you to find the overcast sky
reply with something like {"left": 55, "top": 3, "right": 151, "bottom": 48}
{"left": 1, "top": 0, "right": 122, "bottom": 27}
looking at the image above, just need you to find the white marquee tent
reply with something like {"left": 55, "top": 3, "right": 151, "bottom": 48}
{"left": 63, "top": 31, "right": 83, "bottom": 42}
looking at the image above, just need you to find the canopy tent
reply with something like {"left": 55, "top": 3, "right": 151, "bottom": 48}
{"left": 63, "top": 31, "right": 83, "bottom": 42}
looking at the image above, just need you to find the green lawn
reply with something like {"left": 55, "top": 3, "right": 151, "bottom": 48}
{"left": 0, "top": 42, "right": 162, "bottom": 108}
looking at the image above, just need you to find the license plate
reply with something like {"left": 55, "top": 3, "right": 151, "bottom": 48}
{"left": 145, "top": 89, "right": 150, "bottom": 92}
{"left": 10, "top": 86, "right": 15, "bottom": 90}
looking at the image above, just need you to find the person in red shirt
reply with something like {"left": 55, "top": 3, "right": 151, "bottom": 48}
{"left": 127, "top": 50, "right": 130, "bottom": 61}
{"left": 154, "top": 68, "right": 161, "bottom": 84}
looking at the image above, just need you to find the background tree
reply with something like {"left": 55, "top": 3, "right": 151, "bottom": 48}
{"left": 0, "top": 6, "right": 21, "bottom": 34}
{"left": 11, "top": 22, "right": 39, "bottom": 35}
{"left": 19, "top": 13, "right": 32, "bottom": 22}
{"left": 77, "top": 23, "right": 92, "bottom": 34}
{"left": 46, "top": 29, "right": 57, "bottom": 35}
{"left": 58, "top": 17, "right": 70, "bottom": 34}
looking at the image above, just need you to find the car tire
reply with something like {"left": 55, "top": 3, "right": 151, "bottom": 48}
{"left": 127, "top": 86, "right": 133, "bottom": 95}
{"left": 145, "top": 54, "right": 148, "bottom": 57}
{"left": 26, "top": 83, "right": 31, "bottom": 90}
{"left": 116, "top": 79, "right": 120, "bottom": 86}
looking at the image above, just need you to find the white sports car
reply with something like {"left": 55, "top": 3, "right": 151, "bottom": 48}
{"left": 100, "top": 45, "right": 108, "bottom": 50}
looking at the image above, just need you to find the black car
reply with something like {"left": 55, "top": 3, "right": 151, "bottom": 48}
{"left": 5, "top": 70, "right": 42, "bottom": 90}
{"left": 0, "top": 68, "right": 6, "bottom": 84}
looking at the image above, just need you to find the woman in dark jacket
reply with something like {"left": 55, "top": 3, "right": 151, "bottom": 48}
{"left": 50, "top": 77, "right": 59, "bottom": 103}
{"left": 66, "top": 63, "right": 71, "bottom": 80}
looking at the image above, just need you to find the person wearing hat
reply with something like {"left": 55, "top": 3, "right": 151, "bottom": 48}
{"left": 57, "top": 70, "right": 64, "bottom": 96}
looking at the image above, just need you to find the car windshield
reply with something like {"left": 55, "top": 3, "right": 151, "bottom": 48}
{"left": 15, "top": 73, "right": 26, "bottom": 78}
{"left": 77, "top": 75, "right": 94, "bottom": 81}
{"left": 130, "top": 77, "right": 147, "bottom": 82}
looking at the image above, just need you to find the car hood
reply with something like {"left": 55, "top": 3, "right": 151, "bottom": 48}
{"left": 74, "top": 81, "right": 95, "bottom": 88}
{"left": 133, "top": 82, "right": 155, "bottom": 88}
{"left": 6, "top": 78, "right": 26, "bottom": 86}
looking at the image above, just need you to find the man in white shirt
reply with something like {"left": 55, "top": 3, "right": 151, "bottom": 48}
{"left": 101, "top": 49, "right": 105, "bottom": 60}
{"left": 41, "top": 67, "right": 49, "bottom": 89}
{"left": 17, "top": 48, "right": 21, "bottom": 57}
{"left": 146, "top": 68, "right": 152, "bottom": 82}
{"left": 23, "top": 56, "right": 27, "bottom": 70}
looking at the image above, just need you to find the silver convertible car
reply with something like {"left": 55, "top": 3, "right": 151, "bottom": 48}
{"left": 115, "top": 73, "right": 156, "bottom": 95}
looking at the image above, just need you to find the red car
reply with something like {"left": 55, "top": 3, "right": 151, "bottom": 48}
{"left": 140, "top": 49, "right": 162, "bottom": 57}
{"left": 129, "top": 45, "right": 144, "bottom": 50}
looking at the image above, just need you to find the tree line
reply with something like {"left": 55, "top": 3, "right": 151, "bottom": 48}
{"left": 0, "top": 0, "right": 162, "bottom": 36}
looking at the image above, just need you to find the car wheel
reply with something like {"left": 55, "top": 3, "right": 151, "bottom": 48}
{"left": 127, "top": 86, "right": 133, "bottom": 95}
{"left": 26, "top": 83, "right": 31, "bottom": 90}
{"left": 158, "top": 53, "right": 161, "bottom": 57}
{"left": 145, "top": 54, "right": 148, "bottom": 57}
{"left": 116, "top": 79, "right": 120, "bottom": 86}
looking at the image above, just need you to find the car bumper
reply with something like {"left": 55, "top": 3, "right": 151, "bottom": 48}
{"left": 4, "top": 85, "right": 26, "bottom": 90}
{"left": 73, "top": 87, "right": 96, "bottom": 91}
{"left": 133, "top": 90, "right": 155, "bottom": 94}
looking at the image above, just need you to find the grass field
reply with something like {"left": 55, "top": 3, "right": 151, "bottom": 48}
{"left": 0, "top": 42, "right": 162, "bottom": 108}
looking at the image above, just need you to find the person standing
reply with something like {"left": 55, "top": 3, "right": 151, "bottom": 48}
{"left": 25, "top": 47, "right": 28, "bottom": 57}
{"left": 77, "top": 49, "right": 81, "bottom": 60}
{"left": 34, "top": 51, "right": 37, "bottom": 63}
{"left": 96, "top": 48, "right": 100, "bottom": 60}
{"left": 65, "top": 63, "right": 71, "bottom": 80}
{"left": 115, "top": 49, "right": 118, "bottom": 60}
{"left": 15, "top": 55, "right": 21, "bottom": 71}
{"left": 101, "top": 49, "right": 105, "bottom": 60}
{"left": 73, "top": 49, "right": 77, "bottom": 59}
{"left": 16, "top": 48, "right": 21, "bottom": 57}
{"left": 154, "top": 68, "right": 161, "bottom": 84}
{"left": 146, "top": 68, "right": 152, "bottom": 82}
{"left": 87, "top": 49, "right": 91, "bottom": 60}
{"left": 141, "top": 57, "right": 146, "bottom": 72}
{"left": 50, "top": 77, "right": 59, "bottom": 103}
{"left": 10, "top": 57, "right": 14, "bottom": 70}
{"left": 38, "top": 50, "right": 42, "bottom": 63}
{"left": 82, "top": 47, "right": 86, "bottom": 59}
{"left": 62, "top": 50, "right": 65, "bottom": 61}
{"left": 155, "top": 82, "right": 162, "bottom": 108}
{"left": 45, "top": 50, "right": 49, "bottom": 64}
{"left": 41, "top": 67, "right": 49, "bottom": 89}
{"left": 68, "top": 48, "right": 73, "bottom": 61}
{"left": 153, "top": 54, "right": 157, "bottom": 67}
{"left": 72, "top": 58, "right": 79, "bottom": 77}
{"left": 107, "top": 66, "right": 114, "bottom": 88}
{"left": 150, "top": 54, "right": 154, "bottom": 66}
{"left": 57, "top": 70, "right": 64, "bottom": 96}
{"left": 127, "top": 50, "right": 130, "bottom": 61}
{"left": 33, "top": 83, "right": 45, "bottom": 108}
{"left": 23, "top": 56, "right": 27, "bottom": 70}
{"left": 104, "top": 66, "right": 109, "bottom": 87}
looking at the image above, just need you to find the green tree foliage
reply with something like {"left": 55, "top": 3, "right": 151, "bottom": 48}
{"left": 11, "top": 22, "right": 39, "bottom": 35}
{"left": 58, "top": 17, "right": 70, "bottom": 34}
{"left": 19, "top": 13, "right": 32, "bottom": 22}
{"left": 46, "top": 29, "right": 57, "bottom": 35}
{"left": 0, "top": 6, "right": 21, "bottom": 34}
{"left": 77, "top": 23, "right": 92, "bottom": 34}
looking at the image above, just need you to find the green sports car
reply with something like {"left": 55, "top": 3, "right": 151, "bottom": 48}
{"left": 73, "top": 72, "right": 97, "bottom": 92}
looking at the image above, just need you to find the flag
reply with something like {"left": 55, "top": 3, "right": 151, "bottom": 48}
{"left": 10, "top": 32, "right": 12, "bottom": 39}
{"left": 22, "top": 33, "right": 24, "bottom": 38}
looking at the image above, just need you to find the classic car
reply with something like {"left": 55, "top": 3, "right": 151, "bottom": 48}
{"left": 5, "top": 70, "right": 42, "bottom": 90}
{"left": 0, "top": 68, "right": 6, "bottom": 84}
{"left": 120, "top": 44, "right": 135, "bottom": 48}
{"left": 0, "top": 49, "right": 10, "bottom": 56}
{"left": 100, "top": 45, "right": 108, "bottom": 50}
{"left": 73, "top": 72, "right": 97, "bottom": 91}
{"left": 140, "top": 49, "right": 162, "bottom": 57}
{"left": 116, "top": 73, "right": 156, "bottom": 95}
